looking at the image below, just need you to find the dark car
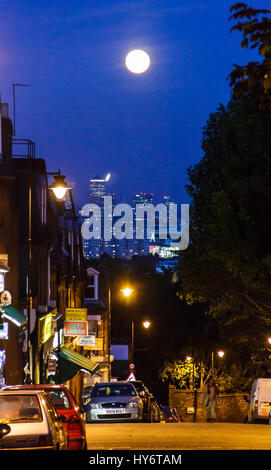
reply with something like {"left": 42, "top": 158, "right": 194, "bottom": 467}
{"left": 4, "top": 384, "right": 87, "bottom": 450}
{"left": 150, "top": 395, "right": 161, "bottom": 423}
{"left": 131, "top": 381, "right": 152, "bottom": 422}
{"left": 160, "top": 406, "right": 180, "bottom": 423}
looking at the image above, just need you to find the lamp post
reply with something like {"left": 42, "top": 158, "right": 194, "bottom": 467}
{"left": 120, "top": 288, "right": 135, "bottom": 364}
{"left": 211, "top": 350, "right": 225, "bottom": 373}
{"left": 27, "top": 170, "right": 70, "bottom": 382}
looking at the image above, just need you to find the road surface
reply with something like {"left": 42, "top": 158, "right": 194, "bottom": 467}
{"left": 86, "top": 422, "right": 271, "bottom": 450}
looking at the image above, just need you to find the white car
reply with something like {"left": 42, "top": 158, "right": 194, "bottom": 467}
{"left": 0, "top": 390, "right": 68, "bottom": 450}
{"left": 86, "top": 382, "right": 144, "bottom": 423}
{"left": 245, "top": 378, "right": 271, "bottom": 424}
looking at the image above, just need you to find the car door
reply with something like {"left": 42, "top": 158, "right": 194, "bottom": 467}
{"left": 42, "top": 394, "right": 61, "bottom": 449}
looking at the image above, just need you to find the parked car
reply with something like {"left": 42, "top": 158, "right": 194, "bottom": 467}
{"left": 86, "top": 381, "right": 143, "bottom": 423}
{"left": 4, "top": 384, "right": 87, "bottom": 450}
{"left": 244, "top": 378, "right": 271, "bottom": 423}
{"left": 0, "top": 390, "right": 68, "bottom": 449}
{"left": 150, "top": 395, "right": 161, "bottom": 423}
{"left": 160, "top": 406, "right": 180, "bottom": 423}
{"left": 130, "top": 381, "right": 152, "bottom": 422}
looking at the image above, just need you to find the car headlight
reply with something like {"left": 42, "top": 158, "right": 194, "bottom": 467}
{"left": 90, "top": 403, "right": 102, "bottom": 409}
{"left": 127, "top": 401, "right": 139, "bottom": 408}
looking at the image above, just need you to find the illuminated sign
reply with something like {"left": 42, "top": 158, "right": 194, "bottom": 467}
{"left": 64, "top": 321, "right": 88, "bottom": 337}
{"left": 65, "top": 308, "right": 87, "bottom": 322}
{"left": 0, "top": 323, "right": 8, "bottom": 339}
{"left": 0, "top": 274, "right": 4, "bottom": 292}
{"left": 78, "top": 334, "right": 96, "bottom": 347}
{"left": 38, "top": 313, "right": 52, "bottom": 349}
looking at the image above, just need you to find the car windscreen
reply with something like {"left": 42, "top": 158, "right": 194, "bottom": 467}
{"left": 0, "top": 395, "right": 42, "bottom": 423}
{"left": 132, "top": 382, "right": 145, "bottom": 393}
{"left": 91, "top": 384, "right": 137, "bottom": 398}
{"left": 47, "top": 390, "right": 72, "bottom": 409}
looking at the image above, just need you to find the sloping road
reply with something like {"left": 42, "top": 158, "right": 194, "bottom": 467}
{"left": 86, "top": 422, "right": 271, "bottom": 450}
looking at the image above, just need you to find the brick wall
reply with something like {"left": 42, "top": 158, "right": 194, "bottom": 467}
{"left": 169, "top": 386, "right": 249, "bottom": 423}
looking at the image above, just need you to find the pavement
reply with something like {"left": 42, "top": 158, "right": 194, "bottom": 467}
{"left": 86, "top": 422, "right": 271, "bottom": 450}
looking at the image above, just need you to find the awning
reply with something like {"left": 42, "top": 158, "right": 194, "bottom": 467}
{"left": 1, "top": 305, "right": 27, "bottom": 328}
{"left": 57, "top": 348, "right": 100, "bottom": 383}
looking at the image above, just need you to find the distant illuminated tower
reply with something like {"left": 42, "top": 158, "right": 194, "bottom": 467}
{"left": 129, "top": 193, "right": 154, "bottom": 257}
{"left": 83, "top": 173, "right": 111, "bottom": 259}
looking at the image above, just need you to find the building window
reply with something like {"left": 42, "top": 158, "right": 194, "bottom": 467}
{"left": 85, "top": 273, "right": 98, "bottom": 300}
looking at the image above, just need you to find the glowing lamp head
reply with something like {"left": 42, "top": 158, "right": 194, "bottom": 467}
{"left": 186, "top": 356, "right": 192, "bottom": 362}
{"left": 49, "top": 174, "right": 71, "bottom": 200}
{"left": 268, "top": 338, "right": 271, "bottom": 345}
{"left": 143, "top": 321, "right": 151, "bottom": 329}
{"left": 105, "top": 173, "right": 111, "bottom": 182}
{"left": 125, "top": 49, "right": 150, "bottom": 74}
{"left": 217, "top": 350, "right": 225, "bottom": 358}
{"left": 120, "top": 288, "right": 134, "bottom": 297}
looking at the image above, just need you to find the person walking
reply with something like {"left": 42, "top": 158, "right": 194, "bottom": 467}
{"left": 200, "top": 377, "right": 219, "bottom": 422}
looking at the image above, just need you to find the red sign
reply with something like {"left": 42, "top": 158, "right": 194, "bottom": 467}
{"left": 64, "top": 321, "right": 88, "bottom": 337}
{"left": 129, "top": 363, "right": 135, "bottom": 370}
{"left": 48, "top": 359, "right": 56, "bottom": 372}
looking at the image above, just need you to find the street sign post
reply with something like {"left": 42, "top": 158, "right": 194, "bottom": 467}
{"left": 127, "top": 371, "right": 136, "bottom": 381}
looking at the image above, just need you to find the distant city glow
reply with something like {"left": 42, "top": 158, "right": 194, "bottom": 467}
{"left": 125, "top": 50, "right": 150, "bottom": 74}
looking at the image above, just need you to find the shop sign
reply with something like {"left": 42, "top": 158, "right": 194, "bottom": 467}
{"left": 84, "top": 337, "right": 103, "bottom": 351}
{"left": 38, "top": 313, "right": 53, "bottom": 349}
{"left": 0, "top": 322, "right": 8, "bottom": 339}
{"left": 48, "top": 359, "right": 57, "bottom": 372}
{"left": 78, "top": 334, "right": 96, "bottom": 348}
{"left": 65, "top": 308, "right": 87, "bottom": 322}
{"left": 64, "top": 321, "right": 88, "bottom": 336}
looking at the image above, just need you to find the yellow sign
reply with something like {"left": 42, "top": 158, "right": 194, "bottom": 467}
{"left": 84, "top": 337, "right": 103, "bottom": 351}
{"left": 65, "top": 308, "right": 87, "bottom": 321}
{"left": 38, "top": 313, "right": 52, "bottom": 349}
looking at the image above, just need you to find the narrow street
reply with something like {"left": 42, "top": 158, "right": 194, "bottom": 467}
{"left": 86, "top": 422, "right": 271, "bottom": 450}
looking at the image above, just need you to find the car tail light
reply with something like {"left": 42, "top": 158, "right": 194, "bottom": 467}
{"left": 67, "top": 415, "right": 82, "bottom": 432}
{"left": 38, "top": 435, "right": 53, "bottom": 447}
{"left": 169, "top": 417, "right": 173, "bottom": 421}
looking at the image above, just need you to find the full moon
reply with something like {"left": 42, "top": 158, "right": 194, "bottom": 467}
{"left": 125, "top": 49, "right": 150, "bottom": 74}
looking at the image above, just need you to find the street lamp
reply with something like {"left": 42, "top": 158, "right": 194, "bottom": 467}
{"left": 211, "top": 350, "right": 225, "bottom": 370}
{"left": 49, "top": 171, "right": 71, "bottom": 200}
{"left": 120, "top": 287, "right": 135, "bottom": 363}
{"left": 217, "top": 350, "right": 225, "bottom": 358}
{"left": 120, "top": 288, "right": 134, "bottom": 298}
{"left": 142, "top": 320, "right": 151, "bottom": 329}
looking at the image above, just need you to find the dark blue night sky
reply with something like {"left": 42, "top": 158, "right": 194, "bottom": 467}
{"left": 0, "top": 0, "right": 269, "bottom": 209}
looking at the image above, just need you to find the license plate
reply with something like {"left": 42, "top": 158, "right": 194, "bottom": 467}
{"left": 106, "top": 408, "right": 126, "bottom": 414}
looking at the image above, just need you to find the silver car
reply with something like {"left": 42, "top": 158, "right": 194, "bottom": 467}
{"left": 86, "top": 382, "right": 143, "bottom": 422}
{"left": 0, "top": 390, "right": 68, "bottom": 450}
